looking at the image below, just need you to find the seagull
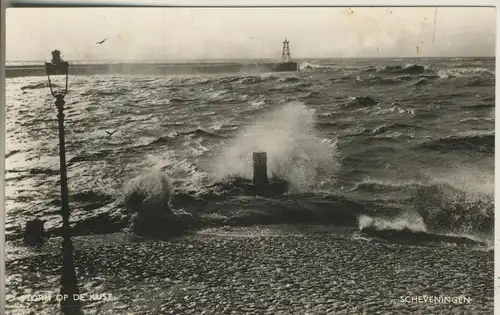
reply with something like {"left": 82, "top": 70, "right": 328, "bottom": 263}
{"left": 105, "top": 130, "right": 118, "bottom": 137}
{"left": 96, "top": 38, "right": 107, "bottom": 45}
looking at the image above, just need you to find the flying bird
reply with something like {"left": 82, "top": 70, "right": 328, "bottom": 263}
{"left": 105, "top": 130, "right": 118, "bottom": 137}
{"left": 96, "top": 38, "right": 108, "bottom": 45}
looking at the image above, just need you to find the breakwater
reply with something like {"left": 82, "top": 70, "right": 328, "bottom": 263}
{"left": 6, "top": 62, "right": 298, "bottom": 78}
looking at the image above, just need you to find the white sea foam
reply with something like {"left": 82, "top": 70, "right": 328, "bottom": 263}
{"left": 213, "top": 101, "right": 340, "bottom": 191}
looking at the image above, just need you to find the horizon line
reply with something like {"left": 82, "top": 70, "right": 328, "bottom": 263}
{"left": 6, "top": 55, "right": 496, "bottom": 63}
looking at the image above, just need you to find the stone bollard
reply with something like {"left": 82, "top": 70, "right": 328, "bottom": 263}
{"left": 24, "top": 218, "right": 45, "bottom": 246}
{"left": 253, "top": 152, "right": 268, "bottom": 194}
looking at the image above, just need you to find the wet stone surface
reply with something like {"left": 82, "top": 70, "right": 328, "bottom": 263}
{"left": 5, "top": 227, "right": 494, "bottom": 315}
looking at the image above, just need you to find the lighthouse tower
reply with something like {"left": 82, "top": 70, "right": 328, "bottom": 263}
{"left": 280, "top": 39, "right": 293, "bottom": 64}
{"left": 271, "top": 38, "right": 298, "bottom": 72}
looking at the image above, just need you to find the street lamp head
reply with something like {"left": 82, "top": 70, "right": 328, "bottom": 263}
{"left": 45, "top": 49, "right": 69, "bottom": 75}
{"left": 45, "top": 50, "right": 69, "bottom": 97}
{"left": 51, "top": 50, "right": 61, "bottom": 63}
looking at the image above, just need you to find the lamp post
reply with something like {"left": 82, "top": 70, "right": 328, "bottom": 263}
{"left": 45, "top": 50, "right": 82, "bottom": 315}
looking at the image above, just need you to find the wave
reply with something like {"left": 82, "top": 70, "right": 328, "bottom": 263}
{"left": 413, "top": 78, "right": 430, "bottom": 86}
{"left": 129, "top": 175, "right": 491, "bottom": 242}
{"left": 66, "top": 139, "right": 183, "bottom": 165}
{"left": 177, "top": 128, "right": 225, "bottom": 139}
{"left": 190, "top": 74, "right": 297, "bottom": 88}
{"left": 351, "top": 179, "right": 493, "bottom": 235}
{"left": 122, "top": 172, "right": 172, "bottom": 212}
{"left": 278, "top": 76, "right": 300, "bottom": 83}
{"left": 216, "top": 76, "right": 266, "bottom": 85}
{"left": 67, "top": 150, "right": 114, "bottom": 166}
{"left": 365, "top": 64, "right": 426, "bottom": 75}
{"left": 436, "top": 68, "right": 495, "bottom": 87}
{"left": 237, "top": 76, "right": 263, "bottom": 84}
{"left": 342, "top": 146, "right": 398, "bottom": 167}
{"left": 411, "top": 182, "right": 493, "bottom": 234}
{"left": 417, "top": 133, "right": 494, "bottom": 154}
{"left": 21, "top": 82, "right": 58, "bottom": 90}
{"left": 149, "top": 135, "right": 175, "bottom": 145}
{"left": 353, "top": 71, "right": 493, "bottom": 87}
{"left": 458, "top": 117, "right": 494, "bottom": 124}
{"left": 358, "top": 225, "right": 484, "bottom": 246}
{"left": 45, "top": 190, "right": 115, "bottom": 213}
{"left": 355, "top": 75, "right": 415, "bottom": 86}
{"left": 369, "top": 123, "right": 422, "bottom": 136}
{"left": 146, "top": 129, "right": 224, "bottom": 147}
{"left": 171, "top": 74, "right": 263, "bottom": 87}
{"left": 300, "top": 91, "right": 324, "bottom": 100}
{"left": 5, "top": 150, "right": 21, "bottom": 159}
{"left": 250, "top": 100, "right": 265, "bottom": 108}
{"left": 296, "top": 82, "right": 312, "bottom": 89}
{"left": 350, "top": 179, "right": 422, "bottom": 194}
{"left": 171, "top": 76, "right": 214, "bottom": 86}
{"left": 299, "top": 62, "right": 335, "bottom": 71}
{"left": 344, "top": 96, "right": 378, "bottom": 107}
{"left": 6, "top": 167, "right": 60, "bottom": 176}
{"left": 213, "top": 101, "right": 341, "bottom": 192}
{"left": 80, "top": 88, "right": 131, "bottom": 97}
{"left": 437, "top": 67, "right": 494, "bottom": 78}
{"left": 365, "top": 105, "right": 415, "bottom": 117}
{"left": 353, "top": 65, "right": 494, "bottom": 87}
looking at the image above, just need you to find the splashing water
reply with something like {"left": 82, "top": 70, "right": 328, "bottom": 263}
{"left": 425, "top": 163, "right": 494, "bottom": 197}
{"left": 358, "top": 213, "right": 427, "bottom": 232}
{"left": 122, "top": 171, "right": 172, "bottom": 213}
{"left": 214, "top": 101, "right": 340, "bottom": 191}
{"left": 417, "top": 165, "right": 494, "bottom": 235}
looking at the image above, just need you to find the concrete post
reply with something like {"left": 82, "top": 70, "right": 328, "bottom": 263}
{"left": 253, "top": 152, "right": 268, "bottom": 193}
{"left": 24, "top": 218, "right": 45, "bottom": 246}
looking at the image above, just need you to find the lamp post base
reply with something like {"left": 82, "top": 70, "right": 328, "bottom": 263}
{"left": 60, "top": 238, "right": 82, "bottom": 314}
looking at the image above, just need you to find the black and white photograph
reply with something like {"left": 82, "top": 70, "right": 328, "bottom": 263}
{"left": 3, "top": 6, "right": 495, "bottom": 315}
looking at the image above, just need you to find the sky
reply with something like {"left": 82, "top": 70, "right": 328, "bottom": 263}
{"left": 5, "top": 7, "right": 497, "bottom": 61}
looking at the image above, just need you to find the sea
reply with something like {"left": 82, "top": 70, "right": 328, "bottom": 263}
{"left": 4, "top": 57, "right": 495, "bottom": 245}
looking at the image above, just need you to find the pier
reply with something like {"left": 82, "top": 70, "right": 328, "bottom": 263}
{"left": 7, "top": 39, "right": 299, "bottom": 78}
{"left": 6, "top": 61, "right": 298, "bottom": 78}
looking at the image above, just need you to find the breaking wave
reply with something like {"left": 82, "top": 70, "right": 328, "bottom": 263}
{"left": 365, "top": 64, "right": 427, "bottom": 75}
{"left": 299, "top": 62, "right": 336, "bottom": 71}
{"left": 213, "top": 101, "right": 341, "bottom": 192}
